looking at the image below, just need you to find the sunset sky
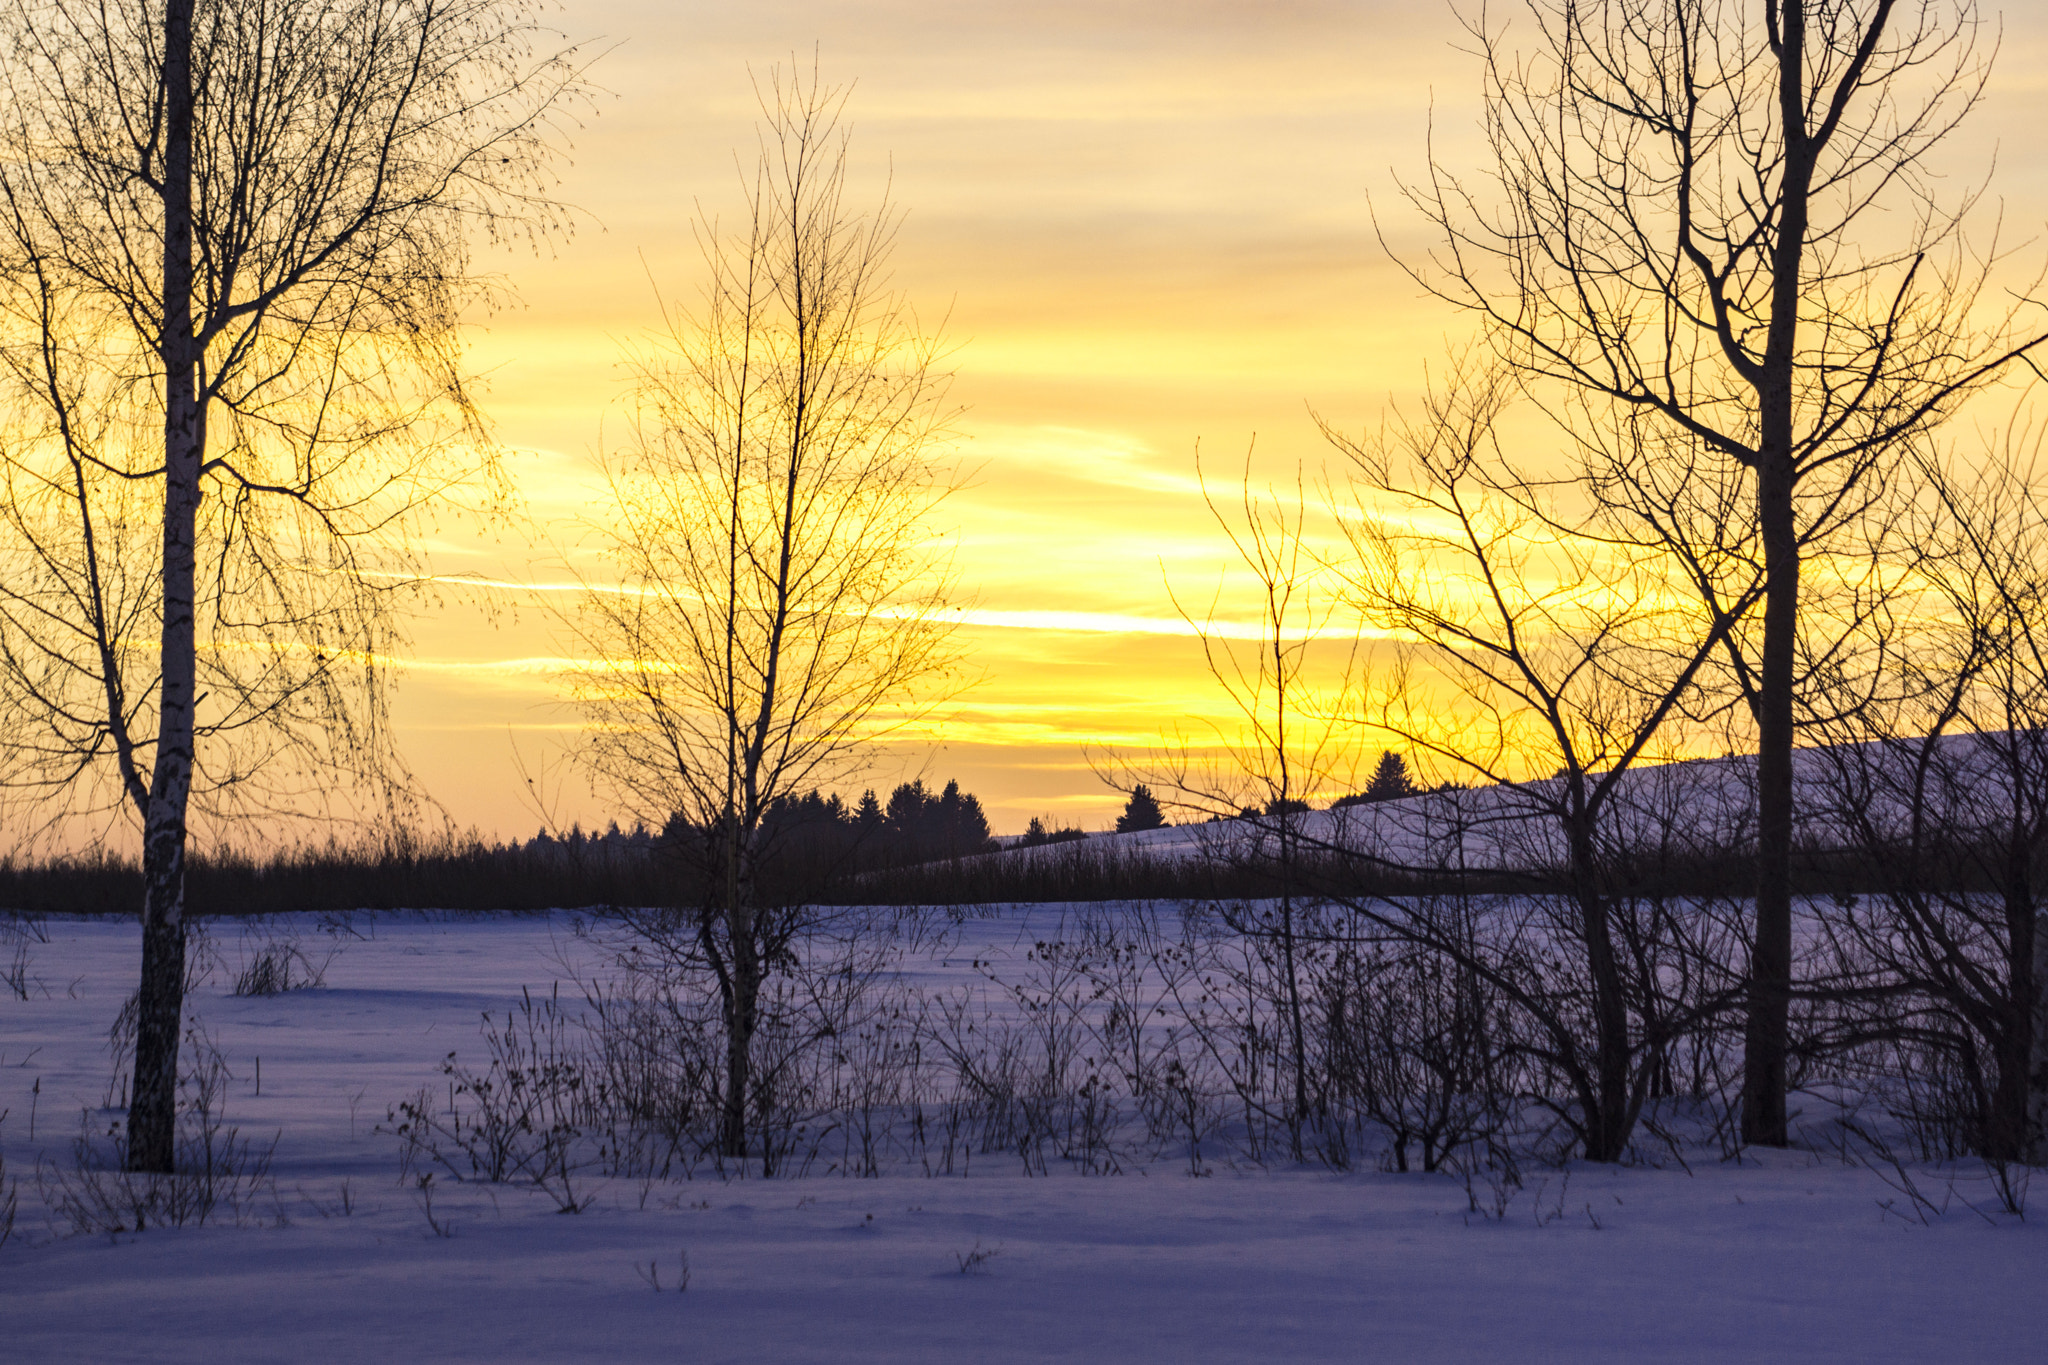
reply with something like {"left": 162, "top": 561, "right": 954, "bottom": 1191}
{"left": 395, "top": 0, "right": 2048, "bottom": 839}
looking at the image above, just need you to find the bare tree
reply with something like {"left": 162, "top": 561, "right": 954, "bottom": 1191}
{"left": 1102, "top": 455, "right": 1360, "bottom": 1160}
{"left": 1805, "top": 432, "right": 2048, "bottom": 1163}
{"left": 1320, "top": 364, "right": 1756, "bottom": 1160}
{"left": 563, "top": 66, "right": 961, "bottom": 1164}
{"left": 0, "top": 0, "right": 586, "bottom": 1173}
{"left": 1397, "top": 0, "right": 2048, "bottom": 1144}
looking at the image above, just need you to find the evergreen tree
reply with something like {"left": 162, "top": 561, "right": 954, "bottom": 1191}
{"left": 1019, "top": 814, "right": 1087, "bottom": 846}
{"left": 936, "top": 779, "right": 964, "bottom": 843}
{"left": 933, "top": 778, "right": 994, "bottom": 854}
{"left": 1363, "top": 751, "right": 1414, "bottom": 803}
{"left": 1115, "top": 785, "right": 1168, "bottom": 833}
{"left": 885, "top": 780, "right": 931, "bottom": 843}
{"left": 957, "top": 788, "right": 995, "bottom": 852}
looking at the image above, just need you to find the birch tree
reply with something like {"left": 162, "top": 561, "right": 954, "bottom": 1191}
{"left": 564, "top": 67, "right": 961, "bottom": 1164}
{"left": 0, "top": 0, "right": 585, "bottom": 1173}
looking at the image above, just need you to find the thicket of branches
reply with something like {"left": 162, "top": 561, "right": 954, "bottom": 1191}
{"left": 362, "top": 871, "right": 2017, "bottom": 1201}
{"left": 1064, "top": 368, "right": 2048, "bottom": 1173}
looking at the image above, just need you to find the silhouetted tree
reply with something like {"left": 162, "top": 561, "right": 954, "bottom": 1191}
{"left": 1331, "top": 752, "right": 1420, "bottom": 809}
{"left": 1805, "top": 445, "right": 2048, "bottom": 1164}
{"left": 1323, "top": 361, "right": 1756, "bottom": 1161}
{"left": 563, "top": 67, "right": 961, "bottom": 1161}
{"left": 885, "top": 780, "right": 932, "bottom": 843}
{"left": 1400, "top": 0, "right": 2048, "bottom": 1147}
{"left": 1115, "top": 785, "right": 1167, "bottom": 834}
{"left": 1019, "top": 816, "right": 1088, "bottom": 847}
{"left": 856, "top": 790, "right": 885, "bottom": 830}
{"left": 1367, "top": 752, "right": 1413, "bottom": 802}
{"left": 880, "top": 778, "right": 995, "bottom": 861}
{"left": 716, "top": 777, "right": 1000, "bottom": 875}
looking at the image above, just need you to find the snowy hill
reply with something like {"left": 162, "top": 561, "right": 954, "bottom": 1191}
{"left": 1004, "top": 731, "right": 2047, "bottom": 877}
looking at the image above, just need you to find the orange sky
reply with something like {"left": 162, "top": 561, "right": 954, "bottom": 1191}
{"left": 391, "top": 0, "right": 2048, "bottom": 839}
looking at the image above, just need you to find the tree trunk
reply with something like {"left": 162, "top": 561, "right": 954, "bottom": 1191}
{"left": 129, "top": 0, "right": 201, "bottom": 1177}
{"left": 1583, "top": 901, "right": 1633, "bottom": 1163}
{"left": 1742, "top": 451, "right": 1798, "bottom": 1148}
{"left": 1979, "top": 883, "right": 2033, "bottom": 1163}
{"left": 717, "top": 811, "right": 758, "bottom": 1165}
{"left": 1738, "top": 0, "right": 1823, "bottom": 1152}
{"left": 2026, "top": 911, "right": 2048, "bottom": 1165}
{"left": 1570, "top": 812, "right": 1633, "bottom": 1162}
{"left": 1278, "top": 815, "right": 1309, "bottom": 1161}
{"left": 720, "top": 898, "right": 759, "bottom": 1164}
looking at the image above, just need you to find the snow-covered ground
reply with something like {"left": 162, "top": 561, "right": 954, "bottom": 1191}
{"left": 2, "top": 911, "right": 2043, "bottom": 1362}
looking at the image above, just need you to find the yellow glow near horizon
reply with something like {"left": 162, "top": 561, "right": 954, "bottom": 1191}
{"left": 366, "top": 0, "right": 2048, "bottom": 839}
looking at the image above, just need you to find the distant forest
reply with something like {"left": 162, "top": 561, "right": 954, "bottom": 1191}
{"left": 0, "top": 764, "right": 1457, "bottom": 918}
{"left": 0, "top": 757, "right": 1944, "bottom": 919}
{"left": 0, "top": 777, "right": 1006, "bottom": 918}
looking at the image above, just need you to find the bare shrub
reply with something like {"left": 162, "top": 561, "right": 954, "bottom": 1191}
{"left": 1454, "top": 1135, "right": 1525, "bottom": 1222}
{"left": 359, "top": 890, "right": 1756, "bottom": 1188}
{"left": 816, "top": 983, "right": 924, "bottom": 1178}
{"left": 1, "top": 932, "right": 29, "bottom": 1001}
{"left": 636, "top": 1249, "right": 690, "bottom": 1291}
{"left": 579, "top": 974, "right": 719, "bottom": 1179}
{"left": 1316, "top": 935, "right": 1511, "bottom": 1174}
{"left": 1980, "top": 1154, "right": 2031, "bottom": 1218}
{"left": 383, "top": 988, "right": 591, "bottom": 1209}
{"left": 1, "top": 910, "right": 50, "bottom": 998}
{"left": 569, "top": 903, "right": 921, "bottom": 1178}
{"left": 412, "top": 1173, "right": 455, "bottom": 1237}
{"left": 39, "top": 1027, "right": 278, "bottom": 1234}
{"left": 954, "top": 1239, "right": 999, "bottom": 1274}
{"left": 231, "top": 923, "right": 341, "bottom": 997}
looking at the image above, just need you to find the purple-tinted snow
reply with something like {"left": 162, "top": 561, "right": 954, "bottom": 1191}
{"left": 0, "top": 912, "right": 2039, "bottom": 1363}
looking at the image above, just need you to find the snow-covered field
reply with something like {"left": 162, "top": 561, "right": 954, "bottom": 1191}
{"left": 1, "top": 911, "right": 2042, "bottom": 1363}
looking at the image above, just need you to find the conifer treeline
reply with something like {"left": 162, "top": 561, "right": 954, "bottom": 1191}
{"left": 0, "top": 758, "right": 1464, "bottom": 917}
{"left": 0, "top": 778, "right": 1002, "bottom": 917}
{"left": 747, "top": 777, "right": 998, "bottom": 868}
